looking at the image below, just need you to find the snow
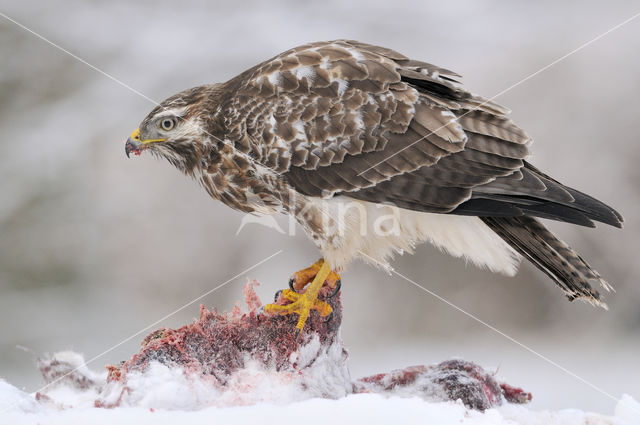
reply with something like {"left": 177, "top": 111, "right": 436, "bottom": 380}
{"left": 1, "top": 348, "right": 638, "bottom": 425}
{"left": 1, "top": 379, "right": 638, "bottom": 425}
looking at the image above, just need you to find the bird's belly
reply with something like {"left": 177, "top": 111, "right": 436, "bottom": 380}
{"left": 309, "top": 197, "right": 520, "bottom": 274}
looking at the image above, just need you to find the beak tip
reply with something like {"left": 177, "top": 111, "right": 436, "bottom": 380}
{"left": 125, "top": 138, "right": 142, "bottom": 158}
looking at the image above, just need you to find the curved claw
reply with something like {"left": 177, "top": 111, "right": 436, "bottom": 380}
{"left": 274, "top": 289, "right": 283, "bottom": 302}
{"left": 288, "top": 278, "right": 297, "bottom": 293}
{"left": 327, "top": 279, "right": 341, "bottom": 298}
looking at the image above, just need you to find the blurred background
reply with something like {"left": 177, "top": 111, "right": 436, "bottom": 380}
{"left": 1, "top": 0, "right": 638, "bottom": 414}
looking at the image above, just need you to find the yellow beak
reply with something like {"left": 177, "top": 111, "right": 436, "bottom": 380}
{"left": 125, "top": 128, "right": 167, "bottom": 158}
{"left": 130, "top": 128, "right": 166, "bottom": 144}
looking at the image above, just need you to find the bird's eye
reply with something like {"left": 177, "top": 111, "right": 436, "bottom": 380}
{"left": 160, "top": 118, "right": 176, "bottom": 131}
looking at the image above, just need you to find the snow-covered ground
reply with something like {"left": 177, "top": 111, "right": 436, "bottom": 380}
{"left": 1, "top": 308, "right": 636, "bottom": 425}
{"left": 1, "top": 329, "right": 638, "bottom": 425}
{"left": 1, "top": 378, "right": 638, "bottom": 425}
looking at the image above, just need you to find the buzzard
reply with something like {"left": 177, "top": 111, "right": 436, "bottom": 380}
{"left": 125, "top": 40, "right": 622, "bottom": 335}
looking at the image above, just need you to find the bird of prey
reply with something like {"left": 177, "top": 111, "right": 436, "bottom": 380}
{"left": 125, "top": 40, "right": 623, "bottom": 334}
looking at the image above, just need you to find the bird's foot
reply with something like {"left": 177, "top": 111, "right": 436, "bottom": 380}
{"left": 264, "top": 289, "right": 333, "bottom": 338}
{"left": 289, "top": 258, "right": 341, "bottom": 298}
{"left": 263, "top": 259, "right": 335, "bottom": 336}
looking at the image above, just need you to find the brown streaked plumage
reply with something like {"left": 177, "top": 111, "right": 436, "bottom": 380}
{"left": 125, "top": 40, "right": 623, "bottom": 328}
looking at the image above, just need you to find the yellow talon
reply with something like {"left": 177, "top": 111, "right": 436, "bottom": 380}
{"left": 264, "top": 260, "right": 334, "bottom": 334}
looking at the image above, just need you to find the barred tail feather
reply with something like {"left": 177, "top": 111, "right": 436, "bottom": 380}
{"left": 481, "top": 216, "right": 613, "bottom": 308}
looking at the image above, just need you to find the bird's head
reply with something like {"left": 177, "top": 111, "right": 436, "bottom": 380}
{"left": 125, "top": 85, "right": 219, "bottom": 174}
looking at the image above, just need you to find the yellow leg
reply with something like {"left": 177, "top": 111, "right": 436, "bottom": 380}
{"left": 264, "top": 260, "right": 334, "bottom": 335}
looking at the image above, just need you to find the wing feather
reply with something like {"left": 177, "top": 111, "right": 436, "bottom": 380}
{"left": 222, "top": 39, "right": 474, "bottom": 178}
{"left": 220, "top": 39, "right": 621, "bottom": 228}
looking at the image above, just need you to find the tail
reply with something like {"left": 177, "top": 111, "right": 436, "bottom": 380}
{"left": 481, "top": 216, "right": 613, "bottom": 308}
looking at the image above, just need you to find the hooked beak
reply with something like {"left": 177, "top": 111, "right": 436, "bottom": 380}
{"left": 124, "top": 128, "right": 166, "bottom": 158}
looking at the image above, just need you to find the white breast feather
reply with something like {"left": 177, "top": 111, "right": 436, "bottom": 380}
{"left": 313, "top": 198, "right": 521, "bottom": 275}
